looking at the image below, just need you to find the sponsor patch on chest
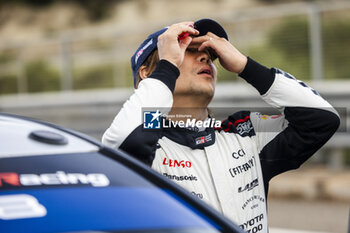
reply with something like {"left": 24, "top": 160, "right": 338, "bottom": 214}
{"left": 162, "top": 158, "right": 192, "bottom": 168}
{"left": 195, "top": 134, "right": 212, "bottom": 145}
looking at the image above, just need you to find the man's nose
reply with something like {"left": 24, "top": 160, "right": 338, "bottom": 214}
{"left": 198, "top": 51, "right": 211, "bottom": 63}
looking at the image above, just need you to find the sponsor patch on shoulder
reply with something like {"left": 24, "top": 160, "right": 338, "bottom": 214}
{"left": 236, "top": 120, "right": 254, "bottom": 136}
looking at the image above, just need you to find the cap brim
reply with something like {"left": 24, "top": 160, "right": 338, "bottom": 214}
{"left": 194, "top": 18, "right": 228, "bottom": 40}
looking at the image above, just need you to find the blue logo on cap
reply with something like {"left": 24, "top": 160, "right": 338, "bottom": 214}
{"left": 143, "top": 110, "right": 161, "bottom": 129}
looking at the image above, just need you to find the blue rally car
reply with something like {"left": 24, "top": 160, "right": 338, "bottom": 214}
{"left": 0, "top": 113, "right": 244, "bottom": 233}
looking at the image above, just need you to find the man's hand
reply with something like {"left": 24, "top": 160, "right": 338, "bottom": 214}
{"left": 192, "top": 32, "right": 248, "bottom": 74}
{"left": 157, "top": 22, "right": 199, "bottom": 68}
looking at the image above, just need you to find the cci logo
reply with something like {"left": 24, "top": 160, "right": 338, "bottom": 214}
{"left": 143, "top": 110, "right": 161, "bottom": 129}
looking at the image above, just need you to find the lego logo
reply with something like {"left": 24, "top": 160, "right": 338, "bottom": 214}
{"left": 162, "top": 158, "right": 192, "bottom": 168}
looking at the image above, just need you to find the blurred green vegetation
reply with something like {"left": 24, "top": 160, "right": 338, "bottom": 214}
{"left": 246, "top": 17, "right": 310, "bottom": 80}
{"left": 0, "top": 74, "right": 17, "bottom": 95}
{"left": 320, "top": 148, "right": 350, "bottom": 167}
{"left": 0, "top": 50, "right": 16, "bottom": 64}
{"left": 323, "top": 19, "right": 350, "bottom": 79}
{"left": 73, "top": 65, "right": 114, "bottom": 90}
{"left": 26, "top": 60, "right": 60, "bottom": 93}
{"left": 124, "top": 62, "right": 134, "bottom": 87}
{"left": 246, "top": 16, "right": 350, "bottom": 81}
{"left": 0, "top": 51, "right": 18, "bottom": 94}
{"left": 0, "top": 60, "right": 133, "bottom": 95}
{"left": 215, "top": 60, "right": 239, "bottom": 82}
{"left": 345, "top": 149, "right": 350, "bottom": 166}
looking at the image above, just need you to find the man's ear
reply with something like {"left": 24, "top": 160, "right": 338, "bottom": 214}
{"left": 139, "top": 65, "right": 149, "bottom": 80}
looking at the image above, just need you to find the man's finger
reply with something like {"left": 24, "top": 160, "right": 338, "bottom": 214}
{"left": 206, "top": 32, "right": 220, "bottom": 39}
{"left": 179, "top": 36, "right": 193, "bottom": 51}
{"left": 198, "top": 38, "right": 215, "bottom": 52}
{"left": 167, "top": 23, "right": 199, "bottom": 37}
{"left": 191, "top": 34, "right": 220, "bottom": 47}
{"left": 191, "top": 36, "right": 208, "bottom": 44}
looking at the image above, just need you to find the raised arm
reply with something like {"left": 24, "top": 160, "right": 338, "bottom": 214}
{"left": 102, "top": 22, "right": 198, "bottom": 164}
{"left": 193, "top": 32, "right": 340, "bottom": 182}
{"left": 240, "top": 59, "right": 340, "bottom": 181}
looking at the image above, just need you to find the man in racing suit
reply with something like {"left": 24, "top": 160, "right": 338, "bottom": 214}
{"left": 102, "top": 19, "right": 340, "bottom": 233}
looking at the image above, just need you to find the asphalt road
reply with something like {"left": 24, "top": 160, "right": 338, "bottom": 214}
{"left": 268, "top": 198, "right": 349, "bottom": 233}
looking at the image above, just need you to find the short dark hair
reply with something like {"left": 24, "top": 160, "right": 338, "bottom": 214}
{"left": 135, "top": 50, "right": 159, "bottom": 89}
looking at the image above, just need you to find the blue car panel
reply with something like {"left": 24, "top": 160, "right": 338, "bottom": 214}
{"left": 0, "top": 187, "right": 217, "bottom": 232}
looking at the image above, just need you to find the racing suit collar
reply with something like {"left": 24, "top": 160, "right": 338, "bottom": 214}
{"left": 162, "top": 122, "right": 216, "bottom": 150}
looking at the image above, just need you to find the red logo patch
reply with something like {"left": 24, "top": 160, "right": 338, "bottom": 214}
{"left": 163, "top": 158, "right": 192, "bottom": 168}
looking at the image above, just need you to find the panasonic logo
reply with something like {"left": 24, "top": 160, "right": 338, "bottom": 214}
{"left": 0, "top": 171, "right": 110, "bottom": 187}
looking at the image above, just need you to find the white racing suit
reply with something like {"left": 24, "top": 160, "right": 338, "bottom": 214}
{"left": 102, "top": 58, "right": 340, "bottom": 233}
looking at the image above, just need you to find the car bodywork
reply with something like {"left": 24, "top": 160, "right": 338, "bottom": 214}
{"left": 0, "top": 113, "right": 244, "bottom": 233}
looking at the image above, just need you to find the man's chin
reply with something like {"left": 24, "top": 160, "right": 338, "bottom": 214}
{"left": 191, "top": 85, "right": 215, "bottom": 98}
{"left": 174, "top": 80, "right": 216, "bottom": 98}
